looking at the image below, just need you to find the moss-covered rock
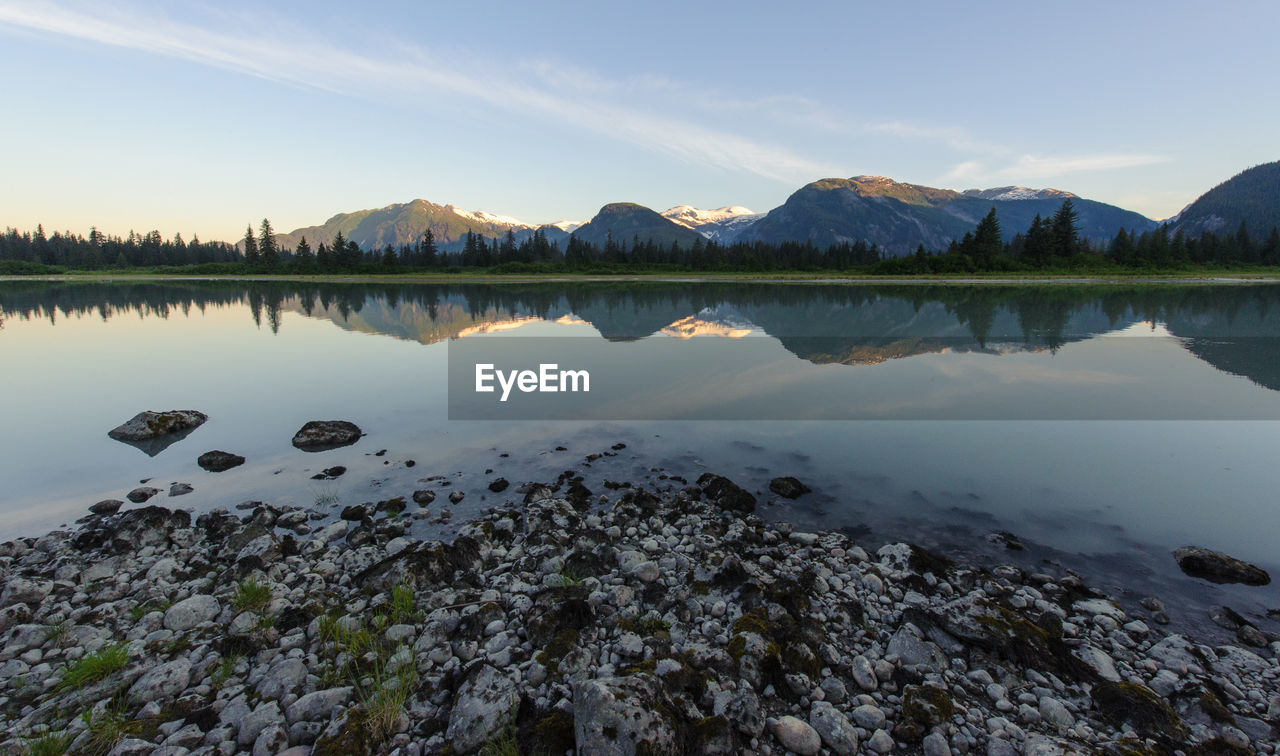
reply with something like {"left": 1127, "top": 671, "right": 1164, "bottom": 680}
{"left": 898, "top": 684, "right": 955, "bottom": 742}
{"left": 1092, "top": 681, "right": 1189, "bottom": 742}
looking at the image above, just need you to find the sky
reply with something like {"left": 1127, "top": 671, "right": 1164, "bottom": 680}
{"left": 1, "top": 1, "right": 1278, "bottom": 241}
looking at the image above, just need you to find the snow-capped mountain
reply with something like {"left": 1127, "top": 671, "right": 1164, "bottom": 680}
{"left": 661, "top": 205, "right": 764, "bottom": 243}
{"left": 547, "top": 220, "right": 587, "bottom": 233}
{"left": 444, "top": 205, "right": 533, "bottom": 229}
{"left": 961, "top": 186, "right": 1077, "bottom": 202}
{"left": 662, "top": 205, "right": 756, "bottom": 228}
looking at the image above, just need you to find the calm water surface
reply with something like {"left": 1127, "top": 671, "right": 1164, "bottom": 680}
{"left": 3, "top": 280, "right": 1279, "bottom": 636}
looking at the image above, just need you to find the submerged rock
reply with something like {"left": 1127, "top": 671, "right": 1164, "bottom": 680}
{"left": 697, "top": 472, "right": 756, "bottom": 513}
{"left": 768, "top": 476, "right": 812, "bottom": 499}
{"left": 126, "top": 486, "right": 160, "bottom": 503}
{"left": 311, "top": 465, "right": 346, "bottom": 480}
{"left": 89, "top": 499, "right": 123, "bottom": 515}
{"left": 197, "top": 450, "right": 245, "bottom": 472}
{"left": 108, "top": 409, "right": 207, "bottom": 441}
{"left": 107, "top": 410, "right": 207, "bottom": 456}
{"left": 291, "top": 420, "right": 362, "bottom": 451}
{"left": 1173, "top": 546, "right": 1270, "bottom": 585}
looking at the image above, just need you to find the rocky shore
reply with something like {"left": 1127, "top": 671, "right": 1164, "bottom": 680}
{"left": 2, "top": 466, "right": 1278, "bottom": 755}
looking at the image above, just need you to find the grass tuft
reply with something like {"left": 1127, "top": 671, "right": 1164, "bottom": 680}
{"left": 311, "top": 483, "right": 341, "bottom": 507}
{"left": 80, "top": 700, "right": 141, "bottom": 756}
{"left": 58, "top": 644, "right": 129, "bottom": 692}
{"left": 479, "top": 727, "right": 520, "bottom": 756}
{"left": 354, "top": 659, "right": 417, "bottom": 744}
{"left": 231, "top": 577, "right": 273, "bottom": 612}
{"left": 21, "top": 731, "right": 72, "bottom": 756}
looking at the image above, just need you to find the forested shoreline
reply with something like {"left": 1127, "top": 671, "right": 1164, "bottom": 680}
{"left": 4, "top": 200, "right": 1279, "bottom": 276}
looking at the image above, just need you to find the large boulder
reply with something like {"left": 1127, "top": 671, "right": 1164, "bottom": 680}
{"left": 291, "top": 421, "right": 362, "bottom": 451}
{"left": 696, "top": 473, "right": 756, "bottom": 514}
{"left": 574, "top": 674, "right": 682, "bottom": 755}
{"left": 163, "top": 594, "right": 220, "bottom": 631}
{"left": 445, "top": 664, "right": 519, "bottom": 753}
{"left": 1173, "top": 546, "right": 1270, "bottom": 585}
{"left": 108, "top": 410, "right": 207, "bottom": 456}
{"left": 198, "top": 450, "right": 246, "bottom": 472}
{"left": 769, "top": 476, "right": 811, "bottom": 499}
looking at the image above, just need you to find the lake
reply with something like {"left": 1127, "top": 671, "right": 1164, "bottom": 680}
{"left": 3, "top": 279, "right": 1279, "bottom": 637}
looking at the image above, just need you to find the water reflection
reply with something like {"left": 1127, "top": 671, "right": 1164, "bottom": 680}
{"left": 6, "top": 281, "right": 1280, "bottom": 391}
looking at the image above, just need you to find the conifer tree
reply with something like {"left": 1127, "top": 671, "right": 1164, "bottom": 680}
{"left": 258, "top": 218, "right": 278, "bottom": 266}
{"left": 1050, "top": 200, "right": 1080, "bottom": 258}
{"left": 971, "top": 207, "right": 1002, "bottom": 264}
{"left": 243, "top": 225, "right": 259, "bottom": 265}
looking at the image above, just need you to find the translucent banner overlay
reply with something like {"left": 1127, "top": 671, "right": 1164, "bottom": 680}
{"left": 447, "top": 335, "right": 1280, "bottom": 420}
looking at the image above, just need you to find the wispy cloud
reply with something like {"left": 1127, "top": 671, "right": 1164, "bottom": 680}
{"left": 869, "top": 116, "right": 1171, "bottom": 188}
{"left": 940, "top": 152, "right": 1169, "bottom": 186}
{"left": 0, "top": 1, "right": 835, "bottom": 183}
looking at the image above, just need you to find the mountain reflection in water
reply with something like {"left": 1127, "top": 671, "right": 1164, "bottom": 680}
{"left": 6, "top": 280, "right": 1280, "bottom": 391}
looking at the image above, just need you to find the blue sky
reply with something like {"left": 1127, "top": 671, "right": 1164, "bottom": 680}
{"left": 2, "top": 1, "right": 1277, "bottom": 241}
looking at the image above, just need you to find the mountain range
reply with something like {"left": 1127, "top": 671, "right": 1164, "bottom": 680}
{"left": 272, "top": 162, "right": 1277, "bottom": 257}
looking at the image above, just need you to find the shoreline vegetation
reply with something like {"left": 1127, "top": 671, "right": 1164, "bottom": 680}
{"left": 4, "top": 197, "right": 1280, "bottom": 282}
{"left": 1, "top": 456, "right": 1277, "bottom": 755}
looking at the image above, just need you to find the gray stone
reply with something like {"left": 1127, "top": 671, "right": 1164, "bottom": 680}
{"left": 109, "top": 410, "right": 207, "bottom": 441}
{"left": 90, "top": 499, "right": 124, "bottom": 515}
{"left": 291, "top": 420, "right": 362, "bottom": 450}
{"left": 773, "top": 715, "right": 822, "bottom": 755}
{"left": 851, "top": 703, "right": 886, "bottom": 730}
{"left": 809, "top": 701, "right": 858, "bottom": 755}
{"left": 1173, "top": 546, "right": 1270, "bottom": 585}
{"left": 256, "top": 658, "right": 308, "bottom": 700}
{"left": 851, "top": 654, "right": 878, "bottom": 691}
{"left": 1038, "top": 696, "right": 1074, "bottom": 731}
{"left": 820, "top": 676, "right": 847, "bottom": 704}
{"left": 446, "top": 664, "right": 519, "bottom": 754}
{"left": 887, "top": 623, "right": 948, "bottom": 672}
{"left": 198, "top": 450, "right": 245, "bottom": 472}
{"left": 923, "top": 731, "right": 952, "bottom": 756}
{"left": 163, "top": 594, "right": 220, "bottom": 631}
{"left": 127, "top": 487, "right": 161, "bottom": 503}
{"left": 867, "top": 728, "right": 895, "bottom": 753}
{"left": 251, "top": 722, "right": 289, "bottom": 756}
{"left": 237, "top": 701, "right": 283, "bottom": 746}
{"left": 632, "top": 561, "right": 661, "bottom": 583}
{"left": 6, "top": 623, "right": 50, "bottom": 652}
{"left": 1072, "top": 644, "right": 1120, "bottom": 682}
{"left": 128, "top": 658, "right": 192, "bottom": 704}
{"left": 106, "top": 738, "right": 161, "bottom": 756}
{"left": 286, "top": 687, "right": 352, "bottom": 724}
{"left": 169, "top": 483, "right": 194, "bottom": 497}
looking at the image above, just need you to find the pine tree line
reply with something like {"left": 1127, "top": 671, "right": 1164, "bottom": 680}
{"left": 4, "top": 203, "right": 1279, "bottom": 273}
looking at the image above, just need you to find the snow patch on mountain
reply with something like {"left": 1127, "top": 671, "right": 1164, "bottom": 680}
{"left": 661, "top": 205, "right": 757, "bottom": 229}
{"left": 445, "top": 205, "right": 532, "bottom": 229}
{"left": 961, "top": 186, "right": 1077, "bottom": 201}
{"left": 547, "top": 220, "right": 587, "bottom": 233}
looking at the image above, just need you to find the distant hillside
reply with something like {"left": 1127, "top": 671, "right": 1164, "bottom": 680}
{"left": 1172, "top": 161, "right": 1280, "bottom": 237}
{"left": 572, "top": 203, "right": 704, "bottom": 247}
{"left": 273, "top": 199, "right": 579, "bottom": 252}
{"left": 744, "top": 176, "right": 1157, "bottom": 256}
